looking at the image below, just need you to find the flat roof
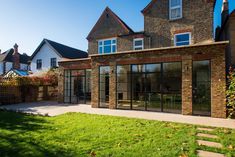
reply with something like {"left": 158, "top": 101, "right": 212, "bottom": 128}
{"left": 59, "top": 41, "right": 229, "bottom": 63}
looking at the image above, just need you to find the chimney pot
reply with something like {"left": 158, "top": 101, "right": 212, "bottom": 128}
{"left": 13, "top": 43, "right": 18, "bottom": 54}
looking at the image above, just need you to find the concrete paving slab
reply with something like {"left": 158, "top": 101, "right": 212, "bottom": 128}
{"left": 197, "top": 128, "right": 215, "bottom": 132}
{"left": 1, "top": 101, "right": 235, "bottom": 129}
{"left": 197, "top": 150, "right": 225, "bottom": 157}
{"left": 197, "top": 133, "right": 218, "bottom": 139}
{"left": 197, "top": 140, "right": 223, "bottom": 148}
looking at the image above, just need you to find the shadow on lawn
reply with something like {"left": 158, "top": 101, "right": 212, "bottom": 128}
{"left": 0, "top": 110, "right": 75, "bottom": 157}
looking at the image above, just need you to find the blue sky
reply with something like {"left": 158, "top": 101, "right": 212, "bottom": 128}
{"left": 0, "top": 0, "right": 234, "bottom": 55}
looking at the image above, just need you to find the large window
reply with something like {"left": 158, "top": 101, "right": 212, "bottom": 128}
{"left": 117, "top": 65, "right": 131, "bottom": 109}
{"left": 193, "top": 60, "right": 211, "bottom": 116}
{"left": 64, "top": 69, "right": 92, "bottom": 104}
{"left": 116, "top": 62, "right": 182, "bottom": 113}
{"left": 98, "top": 38, "right": 117, "bottom": 54}
{"left": 169, "top": 0, "right": 182, "bottom": 20}
{"left": 99, "top": 66, "right": 110, "bottom": 108}
{"left": 162, "top": 62, "right": 182, "bottom": 113}
{"left": 50, "top": 58, "right": 57, "bottom": 68}
{"left": 133, "top": 38, "right": 144, "bottom": 50}
{"left": 174, "top": 33, "right": 191, "bottom": 46}
{"left": 36, "top": 59, "right": 42, "bottom": 70}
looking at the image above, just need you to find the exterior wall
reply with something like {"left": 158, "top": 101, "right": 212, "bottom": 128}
{"left": 88, "top": 35, "right": 150, "bottom": 55}
{"left": 0, "top": 62, "right": 29, "bottom": 74}
{"left": 58, "top": 66, "right": 64, "bottom": 103}
{"left": 144, "top": 0, "right": 214, "bottom": 48}
{"left": 58, "top": 59, "right": 91, "bottom": 103}
{"left": 182, "top": 55, "right": 192, "bottom": 115}
{"left": 0, "top": 63, "right": 3, "bottom": 75}
{"left": 59, "top": 43, "right": 227, "bottom": 118}
{"left": 87, "top": 8, "right": 149, "bottom": 55}
{"left": 5, "top": 62, "right": 13, "bottom": 73}
{"left": 20, "top": 63, "right": 29, "bottom": 71}
{"left": 229, "top": 15, "right": 235, "bottom": 65}
{"left": 31, "top": 44, "right": 61, "bottom": 73}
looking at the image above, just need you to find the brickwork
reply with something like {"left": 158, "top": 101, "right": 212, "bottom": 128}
{"left": 58, "top": 67, "right": 64, "bottom": 103}
{"left": 211, "top": 54, "right": 227, "bottom": 118}
{"left": 59, "top": 42, "right": 227, "bottom": 118}
{"left": 91, "top": 61, "right": 99, "bottom": 108}
{"left": 109, "top": 62, "right": 117, "bottom": 109}
{"left": 182, "top": 55, "right": 193, "bottom": 115}
{"left": 144, "top": 0, "right": 214, "bottom": 48}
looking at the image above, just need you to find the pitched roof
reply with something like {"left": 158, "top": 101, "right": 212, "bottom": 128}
{"left": 0, "top": 49, "right": 30, "bottom": 64}
{"left": 87, "top": 7, "right": 134, "bottom": 40}
{"left": 31, "top": 39, "right": 88, "bottom": 60}
{"left": 4, "top": 69, "right": 29, "bottom": 78}
{"left": 141, "top": 0, "right": 217, "bottom": 14}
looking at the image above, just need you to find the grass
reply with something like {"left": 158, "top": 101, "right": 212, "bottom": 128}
{"left": 0, "top": 110, "right": 234, "bottom": 157}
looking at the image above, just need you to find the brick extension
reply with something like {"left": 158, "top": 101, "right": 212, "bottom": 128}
{"left": 59, "top": 42, "right": 228, "bottom": 118}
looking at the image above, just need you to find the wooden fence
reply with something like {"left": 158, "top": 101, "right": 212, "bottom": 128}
{"left": 0, "top": 77, "right": 58, "bottom": 105}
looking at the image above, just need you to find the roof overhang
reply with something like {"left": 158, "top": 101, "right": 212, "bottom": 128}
{"left": 90, "top": 41, "right": 229, "bottom": 58}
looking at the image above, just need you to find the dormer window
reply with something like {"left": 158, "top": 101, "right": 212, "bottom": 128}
{"left": 98, "top": 38, "right": 117, "bottom": 54}
{"left": 133, "top": 38, "right": 144, "bottom": 50}
{"left": 169, "top": 0, "right": 182, "bottom": 20}
{"left": 174, "top": 32, "right": 191, "bottom": 46}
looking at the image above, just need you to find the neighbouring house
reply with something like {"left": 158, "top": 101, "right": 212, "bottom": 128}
{"left": 3, "top": 69, "right": 29, "bottom": 78}
{"left": 30, "top": 39, "right": 88, "bottom": 74}
{"left": 58, "top": 0, "right": 228, "bottom": 118}
{"left": 0, "top": 44, "right": 30, "bottom": 76}
{"left": 216, "top": 0, "right": 235, "bottom": 70}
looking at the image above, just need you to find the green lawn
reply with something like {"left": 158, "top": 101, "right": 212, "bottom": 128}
{"left": 0, "top": 110, "right": 234, "bottom": 157}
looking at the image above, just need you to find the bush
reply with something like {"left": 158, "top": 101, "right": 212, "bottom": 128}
{"left": 226, "top": 67, "right": 235, "bottom": 118}
{"left": 0, "top": 69, "right": 58, "bottom": 86}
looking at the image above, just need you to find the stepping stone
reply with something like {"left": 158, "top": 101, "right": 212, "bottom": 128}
{"left": 197, "top": 150, "right": 225, "bottom": 157}
{"left": 197, "top": 140, "right": 222, "bottom": 148}
{"left": 197, "top": 128, "right": 214, "bottom": 132}
{"left": 197, "top": 133, "right": 218, "bottom": 139}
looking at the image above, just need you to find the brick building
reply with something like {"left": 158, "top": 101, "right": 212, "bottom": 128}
{"left": 59, "top": 0, "right": 228, "bottom": 118}
{"left": 216, "top": 0, "right": 235, "bottom": 70}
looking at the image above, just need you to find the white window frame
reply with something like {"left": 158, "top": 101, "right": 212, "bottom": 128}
{"left": 98, "top": 38, "right": 117, "bottom": 54}
{"left": 133, "top": 38, "right": 144, "bottom": 50}
{"left": 169, "top": 0, "right": 182, "bottom": 20}
{"left": 174, "top": 32, "right": 191, "bottom": 46}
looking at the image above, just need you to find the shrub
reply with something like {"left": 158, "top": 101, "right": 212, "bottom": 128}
{"left": 0, "top": 69, "right": 58, "bottom": 86}
{"left": 226, "top": 67, "right": 235, "bottom": 118}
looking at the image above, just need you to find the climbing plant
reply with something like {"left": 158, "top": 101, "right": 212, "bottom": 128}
{"left": 227, "top": 67, "right": 235, "bottom": 118}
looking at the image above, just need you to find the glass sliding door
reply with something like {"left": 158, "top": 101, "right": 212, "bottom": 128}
{"left": 99, "top": 66, "right": 110, "bottom": 108}
{"left": 85, "top": 69, "right": 92, "bottom": 104}
{"left": 193, "top": 60, "right": 211, "bottom": 116}
{"left": 116, "top": 65, "right": 131, "bottom": 109}
{"left": 63, "top": 69, "right": 91, "bottom": 104}
{"left": 145, "top": 64, "right": 161, "bottom": 112}
{"left": 162, "top": 63, "right": 182, "bottom": 114}
{"left": 64, "top": 70, "right": 71, "bottom": 103}
{"left": 71, "top": 70, "right": 86, "bottom": 104}
{"left": 131, "top": 64, "right": 162, "bottom": 111}
{"left": 119, "top": 62, "right": 182, "bottom": 113}
{"left": 132, "top": 64, "right": 146, "bottom": 110}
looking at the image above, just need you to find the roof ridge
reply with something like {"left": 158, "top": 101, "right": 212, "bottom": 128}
{"left": 87, "top": 7, "right": 134, "bottom": 40}
{"left": 105, "top": 7, "right": 134, "bottom": 33}
{"left": 44, "top": 39, "right": 85, "bottom": 52}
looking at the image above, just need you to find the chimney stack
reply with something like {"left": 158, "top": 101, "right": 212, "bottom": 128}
{"left": 221, "top": 0, "right": 229, "bottom": 26}
{"left": 13, "top": 43, "right": 20, "bottom": 69}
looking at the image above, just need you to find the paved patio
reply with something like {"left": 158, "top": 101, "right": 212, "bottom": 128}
{"left": 1, "top": 101, "right": 235, "bottom": 129}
